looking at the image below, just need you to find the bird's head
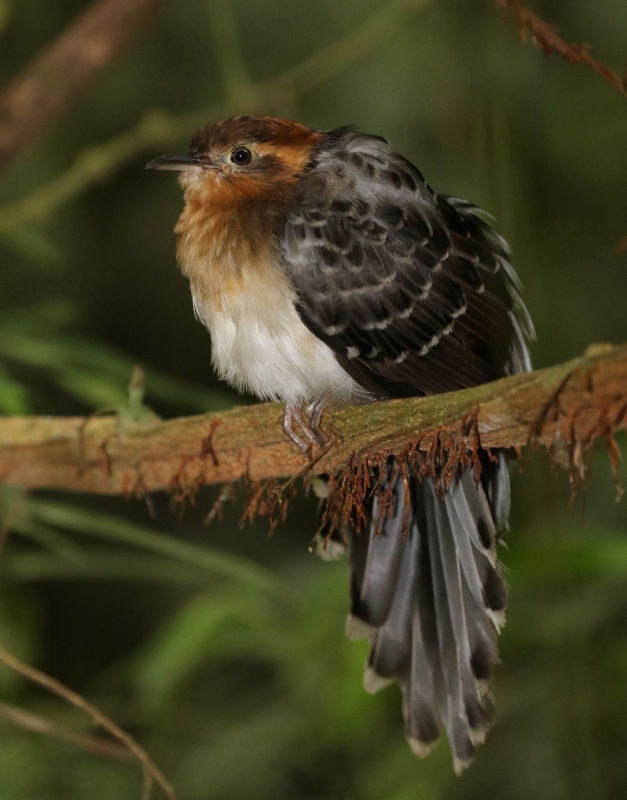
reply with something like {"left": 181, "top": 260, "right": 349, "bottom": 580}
{"left": 147, "top": 115, "right": 322, "bottom": 208}
{"left": 148, "top": 116, "right": 325, "bottom": 273}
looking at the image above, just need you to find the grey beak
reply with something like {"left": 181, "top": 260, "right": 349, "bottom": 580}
{"left": 146, "top": 154, "right": 202, "bottom": 171}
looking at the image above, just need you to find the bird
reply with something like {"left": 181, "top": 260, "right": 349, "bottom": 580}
{"left": 147, "top": 115, "right": 533, "bottom": 774}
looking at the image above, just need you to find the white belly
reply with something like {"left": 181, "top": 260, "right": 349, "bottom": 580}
{"left": 192, "top": 282, "right": 367, "bottom": 406}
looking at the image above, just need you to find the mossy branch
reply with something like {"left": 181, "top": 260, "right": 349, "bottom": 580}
{"left": 0, "top": 344, "right": 625, "bottom": 497}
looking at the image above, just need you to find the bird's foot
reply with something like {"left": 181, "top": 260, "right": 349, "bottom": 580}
{"left": 283, "top": 402, "right": 328, "bottom": 457}
{"left": 305, "top": 400, "right": 330, "bottom": 445}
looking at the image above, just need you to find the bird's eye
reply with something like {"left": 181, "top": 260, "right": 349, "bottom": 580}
{"left": 230, "top": 146, "right": 253, "bottom": 166}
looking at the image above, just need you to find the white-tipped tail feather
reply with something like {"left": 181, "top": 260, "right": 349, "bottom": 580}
{"left": 347, "top": 455, "right": 510, "bottom": 773}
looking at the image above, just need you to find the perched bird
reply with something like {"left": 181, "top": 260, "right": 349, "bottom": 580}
{"left": 147, "top": 116, "right": 533, "bottom": 773}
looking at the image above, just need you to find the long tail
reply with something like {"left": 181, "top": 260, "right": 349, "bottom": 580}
{"left": 346, "top": 453, "right": 510, "bottom": 774}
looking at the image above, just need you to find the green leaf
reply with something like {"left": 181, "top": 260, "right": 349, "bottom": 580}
{"left": 0, "top": 302, "right": 76, "bottom": 335}
{"left": 0, "top": 551, "right": 209, "bottom": 585}
{"left": 132, "top": 588, "right": 276, "bottom": 707}
{"left": 0, "top": 333, "right": 236, "bottom": 411}
{"left": 0, "top": 586, "right": 39, "bottom": 695}
{"left": 0, "top": 0, "right": 11, "bottom": 36}
{"left": 51, "top": 370, "right": 128, "bottom": 408}
{"left": 26, "top": 500, "right": 293, "bottom": 601}
{"left": 0, "top": 366, "right": 30, "bottom": 414}
{"left": 1, "top": 228, "right": 66, "bottom": 273}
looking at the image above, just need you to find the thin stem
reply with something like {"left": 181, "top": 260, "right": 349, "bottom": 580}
{"left": 206, "top": 0, "right": 254, "bottom": 108}
{"left": 265, "top": 0, "right": 432, "bottom": 98}
{"left": 0, "top": 0, "right": 433, "bottom": 232}
{"left": 0, "top": 0, "right": 172, "bottom": 175}
{"left": 0, "top": 699, "right": 131, "bottom": 760}
{"left": 0, "top": 644, "right": 177, "bottom": 800}
{"left": 0, "top": 107, "right": 222, "bottom": 232}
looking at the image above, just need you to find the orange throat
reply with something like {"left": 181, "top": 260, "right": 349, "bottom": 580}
{"left": 172, "top": 163, "right": 365, "bottom": 406}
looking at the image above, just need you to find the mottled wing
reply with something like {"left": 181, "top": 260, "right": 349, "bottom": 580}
{"left": 280, "top": 131, "right": 532, "bottom": 399}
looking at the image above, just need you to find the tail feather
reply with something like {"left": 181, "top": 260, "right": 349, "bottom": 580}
{"left": 364, "top": 494, "right": 420, "bottom": 688}
{"left": 346, "top": 458, "right": 508, "bottom": 773}
{"left": 404, "top": 596, "right": 439, "bottom": 756}
{"left": 348, "top": 472, "right": 407, "bottom": 630}
{"left": 364, "top": 530, "right": 415, "bottom": 686}
{"left": 454, "top": 472, "right": 498, "bottom": 564}
{"left": 479, "top": 450, "right": 511, "bottom": 534}
{"left": 359, "top": 486, "right": 442, "bottom": 754}
{"left": 445, "top": 476, "right": 507, "bottom": 628}
{"left": 422, "top": 482, "right": 480, "bottom": 773}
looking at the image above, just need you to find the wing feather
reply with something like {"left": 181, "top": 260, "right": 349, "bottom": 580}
{"left": 280, "top": 130, "right": 533, "bottom": 397}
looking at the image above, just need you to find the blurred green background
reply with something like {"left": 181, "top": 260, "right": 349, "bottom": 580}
{"left": 0, "top": 0, "right": 626, "bottom": 797}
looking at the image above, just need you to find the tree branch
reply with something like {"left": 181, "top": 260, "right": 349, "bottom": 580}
{"left": 495, "top": 0, "right": 627, "bottom": 98}
{"left": 0, "top": 0, "right": 171, "bottom": 175}
{"left": 0, "top": 344, "right": 625, "bottom": 497}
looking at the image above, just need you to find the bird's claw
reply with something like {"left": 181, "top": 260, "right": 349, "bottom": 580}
{"left": 283, "top": 402, "right": 328, "bottom": 457}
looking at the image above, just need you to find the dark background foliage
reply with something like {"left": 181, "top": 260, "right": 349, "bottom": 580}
{"left": 0, "top": 0, "right": 626, "bottom": 798}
